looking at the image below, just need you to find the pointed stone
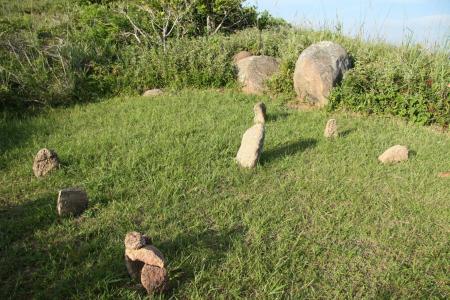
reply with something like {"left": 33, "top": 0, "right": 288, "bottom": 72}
{"left": 378, "top": 145, "right": 409, "bottom": 164}
{"left": 236, "top": 124, "right": 265, "bottom": 168}
{"left": 324, "top": 119, "right": 338, "bottom": 138}
{"left": 253, "top": 102, "right": 266, "bottom": 124}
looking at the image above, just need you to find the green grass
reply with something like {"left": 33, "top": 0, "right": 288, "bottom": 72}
{"left": 1, "top": 89, "right": 449, "bottom": 299}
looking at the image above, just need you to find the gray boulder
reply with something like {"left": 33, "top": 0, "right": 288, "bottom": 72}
{"left": 236, "top": 56, "right": 280, "bottom": 94}
{"left": 57, "top": 188, "right": 88, "bottom": 217}
{"left": 236, "top": 123, "right": 265, "bottom": 168}
{"left": 293, "top": 41, "right": 351, "bottom": 106}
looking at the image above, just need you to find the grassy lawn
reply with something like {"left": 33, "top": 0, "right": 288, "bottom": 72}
{"left": 1, "top": 89, "right": 449, "bottom": 299}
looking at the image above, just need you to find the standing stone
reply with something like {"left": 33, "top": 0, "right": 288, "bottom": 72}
{"left": 293, "top": 41, "right": 352, "bottom": 106}
{"left": 33, "top": 148, "right": 59, "bottom": 177}
{"left": 56, "top": 188, "right": 88, "bottom": 217}
{"left": 236, "top": 56, "right": 280, "bottom": 94}
{"left": 142, "top": 89, "right": 163, "bottom": 97}
{"left": 236, "top": 123, "right": 265, "bottom": 168}
{"left": 324, "top": 119, "right": 338, "bottom": 138}
{"left": 233, "top": 50, "right": 252, "bottom": 64}
{"left": 253, "top": 102, "right": 267, "bottom": 124}
{"left": 378, "top": 145, "right": 409, "bottom": 164}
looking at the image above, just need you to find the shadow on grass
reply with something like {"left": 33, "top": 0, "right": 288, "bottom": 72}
{"left": 339, "top": 128, "right": 356, "bottom": 138}
{"left": 260, "top": 138, "right": 317, "bottom": 164}
{"left": 159, "top": 225, "right": 246, "bottom": 295}
{"left": 267, "top": 112, "right": 290, "bottom": 122}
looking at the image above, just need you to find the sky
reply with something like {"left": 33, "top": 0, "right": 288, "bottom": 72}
{"left": 246, "top": 0, "right": 450, "bottom": 47}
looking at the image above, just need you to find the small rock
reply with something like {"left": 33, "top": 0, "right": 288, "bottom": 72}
{"left": 378, "top": 145, "right": 409, "bottom": 164}
{"left": 125, "top": 245, "right": 166, "bottom": 268}
{"left": 57, "top": 188, "right": 88, "bottom": 217}
{"left": 142, "top": 89, "right": 163, "bottom": 97}
{"left": 233, "top": 50, "right": 252, "bottom": 64}
{"left": 124, "top": 231, "right": 151, "bottom": 250}
{"left": 140, "top": 264, "right": 168, "bottom": 294}
{"left": 125, "top": 254, "right": 145, "bottom": 281}
{"left": 253, "top": 102, "right": 266, "bottom": 124}
{"left": 236, "top": 56, "right": 280, "bottom": 94}
{"left": 437, "top": 172, "right": 450, "bottom": 178}
{"left": 324, "top": 119, "right": 338, "bottom": 138}
{"left": 236, "top": 123, "right": 265, "bottom": 168}
{"left": 33, "top": 148, "right": 59, "bottom": 177}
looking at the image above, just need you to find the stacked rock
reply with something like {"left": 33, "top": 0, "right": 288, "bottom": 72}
{"left": 236, "top": 102, "right": 266, "bottom": 168}
{"left": 124, "top": 232, "right": 168, "bottom": 294}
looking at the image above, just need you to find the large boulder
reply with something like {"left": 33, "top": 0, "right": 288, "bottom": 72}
{"left": 293, "top": 41, "right": 351, "bottom": 107}
{"left": 33, "top": 148, "right": 59, "bottom": 177}
{"left": 236, "top": 123, "right": 265, "bottom": 168}
{"left": 236, "top": 56, "right": 280, "bottom": 94}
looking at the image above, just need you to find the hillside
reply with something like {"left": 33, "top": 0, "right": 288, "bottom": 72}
{"left": 1, "top": 89, "right": 449, "bottom": 298}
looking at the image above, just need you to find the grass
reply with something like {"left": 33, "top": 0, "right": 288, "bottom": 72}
{"left": 1, "top": 89, "right": 449, "bottom": 299}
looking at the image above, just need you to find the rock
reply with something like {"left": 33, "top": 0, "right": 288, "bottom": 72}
{"left": 236, "top": 123, "right": 265, "bottom": 168}
{"left": 57, "top": 188, "right": 88, "bottom": 217}
{"left": 233, "top": 50, "right": 252, "bottom": 64}
{"left": 140, "top": 264, "right": 168, "bottom": 294}
{"left": 378, "top": 145, "right": 409, "bottom": 164}
{"left": 293, "top": 41, "right": 352, "bottom": 106}
{"left": 236, "top": 56, "right": 280, "bottom": 94}
{"left": 124, "top": 231, "right": 151, "bottom": 250}
{"left": 253, "top": 102, "right": 266, "bottom": 124}
{"left": 125, "top": 245, "right": 166, "bottom": 268}
{"left": 125, "top": 254, "right": 145, "bottom": 280}
{"left": 437, "top": 172, "right": 450, "bottom": 178}
{"left": 32, "top": 148, "right": 59, "bottom": 177}
{"left": 142, "top": 89, "right": 163, "bottom": 97}
{"left": 324, "top": 119, "right": 338, "bottom": 138}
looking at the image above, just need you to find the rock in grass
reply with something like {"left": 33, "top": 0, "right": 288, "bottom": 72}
{"left": 324, "top": 119, "right": 338, "bottom": 138}
{"left": 57, "top": 188, "right": 88, "bottom": 217}
{"left": 378, "top": 145, "right": 409, "bottom": 164}
{"left": 294, "top": 41, "right": 351, "bottom": 106}
{"left": 437, "top": 171, "right": 450, "bottom": 178}
{"left": 253, "top": 102, "right": 266, "bottom": 124}
{"left": 124, "top": 231, "right": 152, "bottom": 250}
{"left": 236, "top": 123, "right": 265, "bottom": 168}
{"left": 142, "top": 89, "right": 163, "bottom": 97}
{"left": 236, "top": 56, "right": 280, "bottom": 94}
{"left": 125, "top": 245, "right": 166, "bottom": 269}
{"left": 140, "top": 264, "right": 168, "bottom": 294}
{"left": 125, "top": 255, "right": 145, "bottom": 281}
{"left": 233, "top": 50, "right": 252, "bottom": 64}
{"left": 33, "top": 148, "right": 59, "bottom": 177}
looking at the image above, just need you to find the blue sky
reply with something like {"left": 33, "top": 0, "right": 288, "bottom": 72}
{"left": 246, "top": 0, "right": 450, "bottom": 47}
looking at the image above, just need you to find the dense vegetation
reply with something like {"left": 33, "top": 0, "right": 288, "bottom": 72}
{"left": 1, "top": 0, "right": 449, "bottom": 126}
{"left": 1, "top": 89, "right": 449, "bottom": 298}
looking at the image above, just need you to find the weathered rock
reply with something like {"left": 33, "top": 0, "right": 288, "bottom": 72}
{"left": 125, "top": 254, "right": 145, "bottom": 280}
{"left": 293, "top": 41, "right": 352, "bottom": 106}
{"left": 57, "top": 188, "right": 88, "bottom": 217}
{"left": 233, "top": 50, "right": 252, "bottom": 64}
{"left": 253, "top": 102, "right": 266, "bottom": 124}
{"left": 324, "top": 119, "right": 338, "bottom": 138}
{"left": 437, "top": 171, "right": 450, "bottom": 178}
{"left": 140, "top": 264, "right": 168, "bottom": 294}
{"left": 378, "top": 145, "right": 409, "bottom": 164}
{"left": 142, "top": 89, "right": 163, "bottom": 97}
{"left": 125, "top": 245, "right": 166, "bottom": 268}
{"left": 236, "top": 56, "right": 280, "bottom": 94}
{"left": 32, "top": 148, "right": 59, "bottom": 177}
{"left": 124, "top": 231, "right": 151, "bottom": 250}
{"left": 236, "top": 123, "right": 265, "bottom": 168}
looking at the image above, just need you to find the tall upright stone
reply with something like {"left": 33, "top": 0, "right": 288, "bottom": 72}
{"left": 236, "top": 123, "right": 265, "bottom": 168}
{"left": 253, "top": 102, "right": 267, "bottom": 124}
{"left": 324, "top": 119, "right": 338, "bottom": 138}
{"left": 293, "top": 41, "right": 351, "bottom": 107}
